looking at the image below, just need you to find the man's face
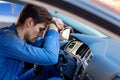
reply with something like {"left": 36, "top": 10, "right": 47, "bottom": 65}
{"left": 25, "top": 22, "right": 46, "bottom": 43}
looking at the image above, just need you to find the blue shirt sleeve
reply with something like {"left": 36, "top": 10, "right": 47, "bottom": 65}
{"left": 32, "top": 37, "right": 44, "bottom": 47}
{"left": 0, "top": 29, "right": 60, "bottom": 65}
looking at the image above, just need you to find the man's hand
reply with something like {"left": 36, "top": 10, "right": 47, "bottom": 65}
{"left": 48, "top": 17, "right": 64, "bottom": 33}
{"left": 52, "top": 17, "right": 64, "bottom": 31}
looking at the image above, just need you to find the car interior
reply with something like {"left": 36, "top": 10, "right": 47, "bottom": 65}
{"left": 1, "top": 0, "right": 120, "bottom": 80}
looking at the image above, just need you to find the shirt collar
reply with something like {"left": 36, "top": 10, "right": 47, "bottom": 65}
{"left": 10, "top": 23, "right": 19, "bottom": 37}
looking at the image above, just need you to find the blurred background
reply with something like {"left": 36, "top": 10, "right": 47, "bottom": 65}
{"left": 0, "top": 0, "right": 120, "bottom": 40}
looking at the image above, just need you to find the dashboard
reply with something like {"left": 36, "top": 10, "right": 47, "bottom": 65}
{"left": 64, "top": 40, "right": 93, "bottom": 69}
{"left": 57, "top": 39, "right": 93, "bottom": 80}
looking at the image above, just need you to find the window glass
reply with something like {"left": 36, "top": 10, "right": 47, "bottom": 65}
{"left": 0, "top": 1, "right": 23, "bottom": 16}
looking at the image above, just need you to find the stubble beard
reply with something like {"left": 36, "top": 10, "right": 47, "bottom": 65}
{"left": 24, "top": 32, "right": 34, "bottom": 44}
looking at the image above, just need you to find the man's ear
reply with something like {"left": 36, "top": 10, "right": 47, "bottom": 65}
{"left": 31, "top": 21, "right": 34, "bottom": 26}
{"left": 25, "top": 17, "right": 34, "bottom": 27}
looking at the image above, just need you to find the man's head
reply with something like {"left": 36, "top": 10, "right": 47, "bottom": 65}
{"left": 16, "top": 4, "right": 52, "bottom": 43}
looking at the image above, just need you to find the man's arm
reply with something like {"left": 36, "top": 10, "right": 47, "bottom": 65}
{"left": 0, "top": 29, "right": 60, "bottom": 65}
{"left": 32, "top": 37, "right": 44, "bottom": 47}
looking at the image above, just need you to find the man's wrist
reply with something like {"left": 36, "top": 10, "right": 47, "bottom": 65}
{"left": 49, "top": 23, "right": 58, "bottom": 32}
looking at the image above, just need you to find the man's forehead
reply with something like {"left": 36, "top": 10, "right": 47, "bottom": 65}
{"left": 37, "top": 22, "right": 45, "bottom": 26}
{"left": 38, "top": 23, "right": 47, "bottom": 29}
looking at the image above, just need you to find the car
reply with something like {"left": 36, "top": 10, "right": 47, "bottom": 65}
{"left": 1, "top": 0, "right": 120, "bottom": 80}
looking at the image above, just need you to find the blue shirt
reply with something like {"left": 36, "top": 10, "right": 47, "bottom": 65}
{"left": 0, "top": 24, "right": 60, "bottom": 80}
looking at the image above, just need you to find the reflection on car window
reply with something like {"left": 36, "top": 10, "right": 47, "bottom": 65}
{"left": 0, "top": 1, "right": 23, "bottom": 16}
{"left": 0, "top": 1, "right": 23, "bottom": 25}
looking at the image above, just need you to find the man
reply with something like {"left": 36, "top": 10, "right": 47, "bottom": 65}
{"left": 0, "top": 4, "right": 64, "bottom": 80}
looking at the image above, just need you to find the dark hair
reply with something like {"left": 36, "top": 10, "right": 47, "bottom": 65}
{"left": 16, "top": 4, "right": 52, "bottom": 26}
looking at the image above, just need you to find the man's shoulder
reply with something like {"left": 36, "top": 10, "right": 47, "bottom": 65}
{"left": 0, "top": 24, "right": 17, "bottom": 36}
{"left": 0, "top": 26, "right": 20, "bottom": 45}
{"left": 0, "top": 27, "right": 14, "bottom": 35}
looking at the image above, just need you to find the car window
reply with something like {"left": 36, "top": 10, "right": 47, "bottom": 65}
{"left": 0, "top": 1, "right": 23, "bottom": 16}
{"left": 0, "top": 1, "right": 23, "bottom": 27}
